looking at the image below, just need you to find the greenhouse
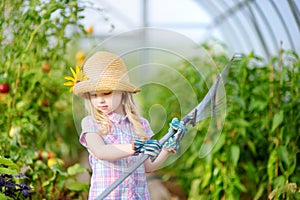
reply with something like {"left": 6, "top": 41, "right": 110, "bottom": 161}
{"left": 0, "top": 0, "right": 299, "bottom": 199}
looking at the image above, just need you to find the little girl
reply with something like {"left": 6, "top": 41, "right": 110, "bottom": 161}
{"left": 72, "top": 51, "right": 185, "bottom": 199}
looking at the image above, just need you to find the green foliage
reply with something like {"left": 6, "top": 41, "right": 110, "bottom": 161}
{"left": 148, "top": 47, "right": 299, "bottom": 199}
{"left": 0, "top": 157, "right": 19, "bottom": 175}
{"left": 0, "top": 0, "right": 90, "bottom": 198}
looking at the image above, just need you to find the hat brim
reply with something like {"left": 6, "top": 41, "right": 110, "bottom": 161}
{"left": 73, "top": 78, "right": 141, "bottom": 97}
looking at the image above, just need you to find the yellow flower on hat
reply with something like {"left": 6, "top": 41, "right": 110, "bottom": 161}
{"left": 64, "top": 65, "right": 88, "bottom": 92}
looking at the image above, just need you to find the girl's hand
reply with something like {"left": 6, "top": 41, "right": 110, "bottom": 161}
{"left": 163, "top": 118, "right": 187, "bottom": 154}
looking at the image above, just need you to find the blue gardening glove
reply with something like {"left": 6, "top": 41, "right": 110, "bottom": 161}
{"left": 143, "top": 140, "right": 162, "bottom": 158}
{"left": 132, "top": 139, "right": 162, "bottom": 158}
{"left": 132, "top": 139, "right": 145, "bottom": 156}
{"left": 163, "top": 118, "right": 187, "bottom": 154}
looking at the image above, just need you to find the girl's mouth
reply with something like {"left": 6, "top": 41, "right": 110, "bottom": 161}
{"left": 99, "top": 105, "right": 108, "bottom": 110}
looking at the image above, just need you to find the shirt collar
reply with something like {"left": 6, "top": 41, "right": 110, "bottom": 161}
{"left": 107, "top": 112, "right": 128, "bottom": 123}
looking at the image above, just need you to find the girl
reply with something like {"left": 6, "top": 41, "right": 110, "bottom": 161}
{"left": 71, "top": 51, "right": 185, "bottom": 199}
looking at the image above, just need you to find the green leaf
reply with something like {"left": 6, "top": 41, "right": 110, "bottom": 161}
{"left": 273, "top": 175, "right": 285, "bottom": 188}
{"left": 267, "top": 150, "right": 277, "bottom": 183}
{"left": 65, "top": 181, "right": 88, "bottom": 192}
{"left": 234, "top": 179, "right": 247, "bottom": 192}
{"left": 247, "top": 51, "right": 255, "bottom": 59}
{"left": 287, "top": 154, "right": 297, "bottom": 176}
{"left": 0, "top": 192, "right": 13, "bottom": 200}
{"left": 249, "top": 99, "right": 268, "bottom": 111}
{"left": 232, "top": 118, "right": 250, "bottom": 127}
{"left": 277, "top": 145, "right": 290, "bottom": 168}
{"left": 247, "top": 140, "right": 257, "bottom": 155}
{"left": 201, "top": 162, "right": 213, "bottom": 188}
{"left": 42, "top": 171, "right": 57, "bottom": 187}
{"left": 0, "top": 157, "right": 19, "bottom": 171}
{"left": 0, "top": 167, "right": 18, "bottom": 175}
{"left": 67, "top": 163, "right": 87, "bottom": 176}
{"left": 271, "top": 110, "right": 284, "bottom": 132}
{"left": 51, "top": 164, "right": 68, "bottom": 177}
{"left": 189, "top": 179, "right": 201, "bottom": 197}
{"left": 254, "top": 183, "right": 267, "bottom": 200}
{"left": 230, "top": 145, "right": 240, "bottom": 166}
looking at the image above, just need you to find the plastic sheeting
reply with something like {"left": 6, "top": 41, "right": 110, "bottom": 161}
{"left": 197, "top": 0, "right": 299, "bottom": 58}
{"left": 83, "top": 0, "right": 299, "bottom": 58}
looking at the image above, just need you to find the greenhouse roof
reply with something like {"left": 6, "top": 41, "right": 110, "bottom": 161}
{"left": 81, "top": 0, "right": 300, "bottom": 59}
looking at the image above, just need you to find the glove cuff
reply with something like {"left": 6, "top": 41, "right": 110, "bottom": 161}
{"left": 132, "top": 139, "right": 145, "bottom": 156}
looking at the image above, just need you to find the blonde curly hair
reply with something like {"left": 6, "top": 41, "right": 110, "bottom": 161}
{"left": 83, "top": 92, "right": 147, "bottom": 138}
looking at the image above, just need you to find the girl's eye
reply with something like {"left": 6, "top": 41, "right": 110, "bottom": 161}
{"left": 104, "top": 91, "right": 112, "bottom": 95}
{"left": 90, "top": 93, "right": 97, "bottom": 98}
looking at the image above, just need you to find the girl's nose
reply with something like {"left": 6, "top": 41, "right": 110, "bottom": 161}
{"left": 99, "top": 96, "right": 105, "bottom": 103}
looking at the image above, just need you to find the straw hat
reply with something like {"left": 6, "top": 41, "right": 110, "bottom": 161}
{"left": 73, "top": 51, "right": 141, "bottom": 97}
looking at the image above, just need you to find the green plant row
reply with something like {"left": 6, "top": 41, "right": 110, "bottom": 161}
{"left": 150, "top": 47, "right": 299, "bottom": 199}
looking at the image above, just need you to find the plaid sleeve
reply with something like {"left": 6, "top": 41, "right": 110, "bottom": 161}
{"left": 140, "top": 118, "right": 154, "bottom": 139}
{"left": 79, "top": 116, "right": 99, "bottom": 147}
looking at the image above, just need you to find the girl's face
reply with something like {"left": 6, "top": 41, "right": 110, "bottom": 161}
{"left": 89, "top": 90, "right": 124, "bottom": 115}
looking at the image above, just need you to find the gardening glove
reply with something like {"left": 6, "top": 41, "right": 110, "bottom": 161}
{"left": 132, "top": 139, "right": 162, "bottom": 158}
{"left": 163, "top": 117, "right": 187, "bottom": 154}
{"left": 132, "top": 139, "right": 145, "bottom": 156}
{"left": 143, "top": 140, "right": 162, "bottom": 158}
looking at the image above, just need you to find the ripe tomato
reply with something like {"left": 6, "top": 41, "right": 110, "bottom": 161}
{"left": 0, "top": 83, "right": 9, "bottom": 93}
{"left": 41, "top": 62, "right": 51, "bottom": 74}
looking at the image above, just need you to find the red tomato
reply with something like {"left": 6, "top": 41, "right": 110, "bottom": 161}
{"left": 0, "top": 83, "right": 9, "bottom": 93}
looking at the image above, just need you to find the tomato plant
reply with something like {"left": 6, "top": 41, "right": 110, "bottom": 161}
{"left": 0, "top": 0, "right": 98, "bottom": 198}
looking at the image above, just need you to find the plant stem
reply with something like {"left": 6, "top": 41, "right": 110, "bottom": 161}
{"left": 268, "top": 60, "right": 275, "bottom": 195}
{"left": 269, "top": 62, "right": 274, "bottom": 120}
{"left": 51, "top": 178, "right": 57, "bottom": 199}
{"left": 8, "top": 63, "right": 22, "bottom": 133}
{"left": 24, "top": 19, "right": 50, "bottom": 52}
{"left": 275, "top": 42, "right": 283, "bottom": 176}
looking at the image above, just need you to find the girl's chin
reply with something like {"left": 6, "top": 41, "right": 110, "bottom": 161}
{"left": 100, "top": 109, "right": 110, "bottom": 113}
{"left": 97, "top": 108, "right": 111, "bottom": 114}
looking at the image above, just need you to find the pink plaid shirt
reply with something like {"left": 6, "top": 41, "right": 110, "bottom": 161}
{"left": 80, "top": 112, "right": 154, "bottom": 200}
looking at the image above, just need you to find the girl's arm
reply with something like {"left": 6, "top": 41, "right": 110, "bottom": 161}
{"left": 85, "top": 132, "right": 134, "bottom": 161}
{"left": 85, "top": 132, "right": 170, "bottom": 171}
{"left": 85, "top": 132, "right": 172, "bottom": 171}
{"left": 144, "top": 118, "right": 187, "bottom": 172}
{"left": 144, "top": 149, "right": 170, "bottom": 172}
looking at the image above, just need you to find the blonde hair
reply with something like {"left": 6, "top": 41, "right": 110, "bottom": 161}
{"left": 83, "top": 92, "right": 147, "bottom": 138}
